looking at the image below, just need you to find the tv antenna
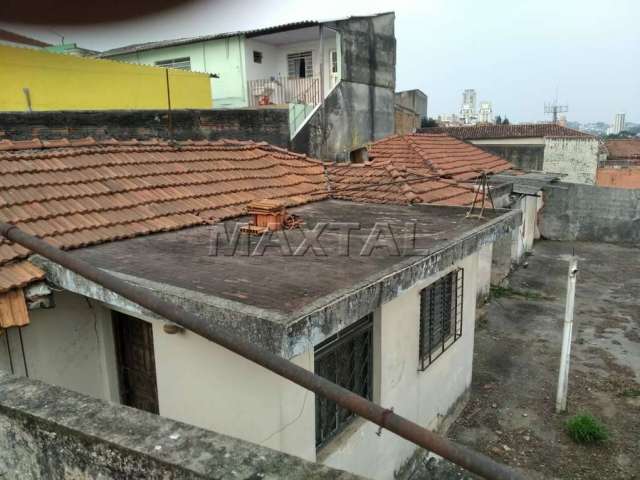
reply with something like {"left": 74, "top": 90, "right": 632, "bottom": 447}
{"left": 545, "top": 88, "right": 568, "bottom": 123}
{"left": 544, "top": 103, "right": 568, "bottom": 123}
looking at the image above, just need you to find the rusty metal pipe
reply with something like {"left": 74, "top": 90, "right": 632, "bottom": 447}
{"left": 0, "top": 223, "right": 526, "bottom": 480}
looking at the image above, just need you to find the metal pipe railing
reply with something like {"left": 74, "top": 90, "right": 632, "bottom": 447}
{"left": 0, "top": 222, "right": 526, "bottom": 480}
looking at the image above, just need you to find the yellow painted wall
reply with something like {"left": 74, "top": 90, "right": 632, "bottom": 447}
{"left": 0, "top": 45, "right": 212, "bottom": 111}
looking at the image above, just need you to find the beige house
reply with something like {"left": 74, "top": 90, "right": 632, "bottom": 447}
{"left": 0, "top": 139, "right": 520, "bottom": 479}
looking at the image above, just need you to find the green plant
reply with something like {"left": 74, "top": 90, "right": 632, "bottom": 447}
{"left": 619, "top": 388, "right": 640, "bottom": 398}
{"left": 565, "top": 414, "right": 608, "bottom": 444}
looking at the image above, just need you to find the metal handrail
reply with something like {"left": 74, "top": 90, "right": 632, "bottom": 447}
{"left": 0, "top": 222, "right": 527, "bottom": 480}
{"left": 247, "top": 75, "right": 320, "bottom": 107}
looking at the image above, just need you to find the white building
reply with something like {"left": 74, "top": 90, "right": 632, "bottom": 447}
{"left": 0, "top": 138, "right": 523, "bottom": 480}
{"left": 3, "top": 200, "right": 520, "bottom": 480}
{"left": 459, "top": 89, "right": 477, "bottom": 124}
{"left": 478, "top": 101, "right": 493, "bottom": 123}
{"left": 607, "top": 113, "right": 626, "bottom": 135}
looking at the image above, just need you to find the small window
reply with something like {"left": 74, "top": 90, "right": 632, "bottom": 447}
{"left": 253, "top": 51, "right": 263, "bottom": 64}
{"left": 330, "top": 49, "right": 338, "bottom": 74}
{"left": 315, "top": 314, "right": 373, "bottom": 448}
{"left": 155, "top": 57, "right": 191, "bottom": 70}
{"left": 419, "top": 269, "right": 463, "bottom": 370}
{"left": 287, "top": 51, "right": 313, "bottom": 78}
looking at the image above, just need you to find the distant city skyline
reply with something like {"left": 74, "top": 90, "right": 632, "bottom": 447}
{"left": 1, "top": 0, "right": 638, "bottom": 123}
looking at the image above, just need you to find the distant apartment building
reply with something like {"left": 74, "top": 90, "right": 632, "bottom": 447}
{"left": 438, "top": 89, "right": 493, "bottom": 126}
{"left": 607, "top": 113, "right": 626, "bottom": 135}
{"left": 460, "top": 89, "right": 477, "bottom": 124}
{"left": 478, "top": 101, "right": 493, "bottom": 123}
{"left": 100, "top": 13, "right": 397, "bottom": 160}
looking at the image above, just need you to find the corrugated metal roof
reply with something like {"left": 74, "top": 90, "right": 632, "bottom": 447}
{"left": 98, "top": 12, "right": 393, "bottom": 57}
{"left": 98, "top": 21, "right": 322, "bottom": 57}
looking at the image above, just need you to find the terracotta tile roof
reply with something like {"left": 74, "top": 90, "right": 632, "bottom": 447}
{"left": 368, "top": 134, "right": 516, "bottom": 181}
{"left": 327, "top": 162, "right": 480, "bottom": 207}
{"left": 0, "top": 288, "right": 30, "bottom": 329}
{"left": 604, "top": 139, "right": 640, "bottom": 160}
{"left": 419, "top": 124, "right": 593, "bottom": 140}
{"left": 0, "top": 138, "right": 328, "bottom": 293}
{"left": 0, "top": 28, "right": 51, "bottom": 48}
{"left": 0, "top": 135, "right": 505, "bottom": 295}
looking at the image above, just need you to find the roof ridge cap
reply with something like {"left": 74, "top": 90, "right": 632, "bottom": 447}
{"left": 404, "top": 135, "right": 441, "bottom": 176}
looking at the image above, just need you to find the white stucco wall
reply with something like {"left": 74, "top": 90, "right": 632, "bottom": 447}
{"left": 543, "top": 137, "right": 599, "bottom": 184}
{"left": 0, "top": 291, "right": 118, "bottom": 402}
{"left": 5, "top": 249, "right": 480, "bottom": 480}
{"left": 245, "top": 33, "right": 340, "bottom": 97}
{"left": 320, "top": 253, "right": 479, "bottom": 479}
{"left": 147, "top": 315, "right": 315, "bottom": 461}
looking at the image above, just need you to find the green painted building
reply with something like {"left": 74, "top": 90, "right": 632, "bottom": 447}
{"left": 100, "top": 14, "right": 396, "bottom": 160}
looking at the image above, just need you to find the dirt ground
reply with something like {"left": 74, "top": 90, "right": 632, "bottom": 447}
{"left": 441, "top": 240, "right": 640, "bottom": 480}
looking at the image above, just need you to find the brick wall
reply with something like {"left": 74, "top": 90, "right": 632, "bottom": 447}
{"left": 0, "top": 109, "right": 291, "bottom": 147}
{"left": 596, "top": 167, "right": 640, "bottom": 189}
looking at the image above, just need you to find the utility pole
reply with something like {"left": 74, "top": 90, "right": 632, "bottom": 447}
{"left": 165, "top": 68, "right": 173, "bottom": 143}
{"left": 556, "top": 257, "right": 578, "bottom": 413}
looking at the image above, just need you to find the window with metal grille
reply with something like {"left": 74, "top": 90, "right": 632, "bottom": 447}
{"left": 419, "top": 269, "right": 463, "bottom": 370}
{"left": 253, "top": 51, "right": 263, "bottom": 64}
{"left": 287, "top": 51, "right": 313, "bottom": 78}
{"left": 330, "top": 49, "right": 338, "bottom": 74}
{"left": 314, "top": 314, "right": 373, "bottom": 448}
{"left": 155, "top": 57, "right": 191, "bottom": 70}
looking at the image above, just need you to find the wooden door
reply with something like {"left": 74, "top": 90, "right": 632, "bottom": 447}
{"left": 113, "top": 311, "right": 159, "bottom": 414}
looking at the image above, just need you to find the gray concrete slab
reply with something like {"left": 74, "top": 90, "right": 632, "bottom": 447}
{"left": 36, "top": 200, "right": 519, "bottom": 355}
{"left": 69, "top": 200, "right": 511, "bottom": 318}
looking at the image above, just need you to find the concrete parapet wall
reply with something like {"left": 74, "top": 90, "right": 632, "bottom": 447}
{"left": 0, "top": 372, "right": 362, "bottom": 479}
{"left": 0, "top": 109, "right": 291, "bottom": 147}
{"left": 540, "top": 182, "right": 640, "bottom": 242}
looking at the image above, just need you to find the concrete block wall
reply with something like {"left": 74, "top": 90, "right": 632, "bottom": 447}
{"left": 540, "top": 182, "right": 640, "bottom": 242}
{"left": 543, "top": 137, "right": 599, "bottom": 184}
{"left": 480, "top": 144, "right": 544, "bottom": 171}
{"left": 0, "top": 109, "right": 291, "bottom": 147}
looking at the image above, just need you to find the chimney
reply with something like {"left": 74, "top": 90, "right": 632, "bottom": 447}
{"left": 247, "top": 199, "right": 286, "bottom": 231}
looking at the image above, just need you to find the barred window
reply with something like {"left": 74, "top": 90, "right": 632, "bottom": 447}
{"left": 155, "top": 57, "right": 191, "bottom": 70}
{"left": 419, "top": 269, "right": 463, "bottom": 370}
{"left": 287, "top": 51, "right": 313, "bottom": 78}
{"left": 314, "top": 314, "right": 373, "bottom": 448}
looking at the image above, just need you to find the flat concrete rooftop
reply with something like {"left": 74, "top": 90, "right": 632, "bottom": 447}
{"left": 38, "top": 200, "right": 520, "bottom": 355}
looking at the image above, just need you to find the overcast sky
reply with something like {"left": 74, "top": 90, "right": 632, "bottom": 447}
{"left": 3, "top": 0, "right": 639, "bottom": 123}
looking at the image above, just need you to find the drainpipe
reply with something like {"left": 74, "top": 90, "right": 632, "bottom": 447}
{"left": 0, "top": 222, "right": 526, "bottom": 480}
{"left": 319, "top": 24, "right": 326, "bottom": 159}
{"left": 165, "top": 68, "right": 173, "bottom": 143}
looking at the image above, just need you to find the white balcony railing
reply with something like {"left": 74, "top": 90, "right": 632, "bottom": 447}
{"left": 247, "top": 76, "right": 321, "bottom": 108}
